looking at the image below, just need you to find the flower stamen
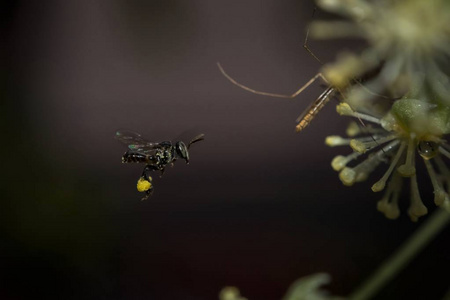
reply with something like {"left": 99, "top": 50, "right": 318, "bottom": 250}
{"left": 346, "top": 121, "right": 386, "bottom": 137}
{"left": 325, "top": 135, "right": 352, "bottom": 147}
{"left": 424, "top": 159, "right": 450, "bottom": 206}
{"left": 434, "top": 155, "right": 450, "bottom": 192}
{"left": 377, "top": 172, "right": 402, "bottom": 220}
{"left": 331, "top": 152, "right": 362, "bottom": 171}
{"left": 397, "top": 136, "right": 417, "bottom": 177}
{"left": 440, "top": 146, "right": 450, "bottom": 159}
{"left": 336, "top": 103, "right": 382, "bottom": 124}
{"left": 350, "top": 134, "right": 397, "bottom": 154}
{"left": 372, "top": 141, "right": 407, "bottom": 192}
{"left": 408, "top": 173, "right": 428, "bottom": 222}
{"left": 339, "top": 140, "right": 400, "bottom": 186}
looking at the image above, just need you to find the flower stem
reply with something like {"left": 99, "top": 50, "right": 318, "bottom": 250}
{"left": 349, "top": 208, "right": 450, "bottom": 300}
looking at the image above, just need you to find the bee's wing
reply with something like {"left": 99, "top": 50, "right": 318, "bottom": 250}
{"left": 115, "top": 130, "right": 162, "bottom": 152}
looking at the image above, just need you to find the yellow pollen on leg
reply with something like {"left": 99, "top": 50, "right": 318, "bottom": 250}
{"left": 137, "top": 177, "right": 152, "bottom": 192}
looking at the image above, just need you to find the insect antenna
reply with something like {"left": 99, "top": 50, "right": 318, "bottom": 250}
{"left": 188, "top": 134, "right": 205, "bottom": 149}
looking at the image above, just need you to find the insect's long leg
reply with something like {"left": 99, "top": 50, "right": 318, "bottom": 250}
{"left": 218, "top": 63, "right": 334, "bottom": 131}
{"left": 303, "top": 7, "right": 323, "bottom": 65}
{"left": 217, "top": 63, "right": 328, "bottom": 99}
{"left": 142, "top": 165, "right": 152, "bottom": 181}
{"left": 141, "top": 188, "right": 154, "bottom": 201}
{"left": 302, "top": 11, "right": 392, "bottom": 101}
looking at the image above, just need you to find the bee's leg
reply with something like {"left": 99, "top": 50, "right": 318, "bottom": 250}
{"left": 159, "top": 168, "right": 165, "bottom": 178}
{"left": 141, "top": 165, "right": 153, "bottom": 181}
{"left": 141, "top": 187, "right": 154, "bottom": 201}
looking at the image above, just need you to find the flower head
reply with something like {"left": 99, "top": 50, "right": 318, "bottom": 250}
{"left": 327, "top": 98, "right": 450, "bottom": 221}
{"left": 308, "top": 0, "right": 450, "bottom": 221}
{"left": 311, "top": 0, "right": 450, "bottom": 108}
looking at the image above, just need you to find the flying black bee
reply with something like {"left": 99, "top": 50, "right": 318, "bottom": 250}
{"left": 115, "top": 130, "right": 205, "bottom": 200}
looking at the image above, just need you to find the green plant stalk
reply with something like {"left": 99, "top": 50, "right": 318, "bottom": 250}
{"left": 349, "top": 208, "right": 450, "bottom": 300}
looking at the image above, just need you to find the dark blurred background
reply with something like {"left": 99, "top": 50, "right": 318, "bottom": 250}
{"left": 1, "top": 1, "right": 449, "bottom": 299}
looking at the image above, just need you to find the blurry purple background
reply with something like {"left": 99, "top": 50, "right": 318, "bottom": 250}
{"left": 1, "top": 1, "right": 449, "bottom": 299}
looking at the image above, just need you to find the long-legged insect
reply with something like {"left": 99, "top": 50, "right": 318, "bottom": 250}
{"left": 217, "top": 7, "right": 383, "bottom": 133}
{"left": 217, "top": 5, "right": 393, "bottom": 134}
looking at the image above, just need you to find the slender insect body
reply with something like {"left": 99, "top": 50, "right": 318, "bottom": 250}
{"left": 295, "top": 86, "right": 336, "bottom": 132}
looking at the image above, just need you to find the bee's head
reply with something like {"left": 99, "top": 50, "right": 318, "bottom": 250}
{"left": 175, "top": 141, "right": 189, "bottom": 164}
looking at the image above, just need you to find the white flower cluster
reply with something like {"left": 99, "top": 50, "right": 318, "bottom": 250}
{"left": 311, "top": 0, "right": 450, "bottom": 109}
{"left": 326, "top": 101, "right": 450, "bottom": 221}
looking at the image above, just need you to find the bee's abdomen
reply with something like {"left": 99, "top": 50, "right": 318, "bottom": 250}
{"left": 122, "top": 151, "right": 149, "bottom": 163}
